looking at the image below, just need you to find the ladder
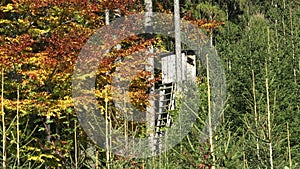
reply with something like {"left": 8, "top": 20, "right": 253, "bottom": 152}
{"left": 154, "top": 82, "right": 175, "bottom": 153}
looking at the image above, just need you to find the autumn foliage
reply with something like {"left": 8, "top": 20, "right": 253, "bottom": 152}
{"left": 0, "top": 0, "right": 224, "bottom": 167}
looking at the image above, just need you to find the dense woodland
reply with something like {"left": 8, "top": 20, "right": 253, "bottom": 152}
{"left": 0, "top": 0, "right": 299, "bottom": 168}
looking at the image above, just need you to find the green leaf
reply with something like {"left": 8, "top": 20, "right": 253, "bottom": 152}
{"left": 38, "top": 127, "right": 45, "bottom": 132}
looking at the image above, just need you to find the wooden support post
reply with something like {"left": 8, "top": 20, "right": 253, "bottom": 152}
{"left": 174, "top": 0, "right": 182, "bottom": 84}
{"left": 145, "top": 0, "right": 156, "bottom": 155}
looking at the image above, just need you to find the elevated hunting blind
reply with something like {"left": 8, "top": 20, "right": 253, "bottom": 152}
{"left": 149, "top": 50, "right": 197, "bottom": 154}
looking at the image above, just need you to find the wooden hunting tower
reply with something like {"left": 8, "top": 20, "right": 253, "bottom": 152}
{"left": 151, "top": 50, "right": 197, "bottom": 153}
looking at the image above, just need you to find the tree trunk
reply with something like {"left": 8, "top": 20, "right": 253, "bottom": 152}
{"left": 144, "top": 0, "right": 156, "bottom": 156}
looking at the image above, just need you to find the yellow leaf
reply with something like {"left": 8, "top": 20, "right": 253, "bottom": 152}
{"left": 1, "top": 4, "right": 13, "bottom": 12}
{"left": 18, "top": 19, "right": 25, "bottom": 23}
{"left": 40, "top": 154, "right": 55, "bottom": 159}
{"left": 26, "top": 146, "right": 35, "bottom": 151}
{"left": 29, "top": 28, "right": 50, "bottom": 35}
{"left": 28, "top": 156, "right": 38, "bottom": 161}
{"left": 0, "top": 19, "right": 12, "bottom": 24}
